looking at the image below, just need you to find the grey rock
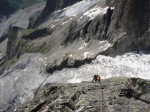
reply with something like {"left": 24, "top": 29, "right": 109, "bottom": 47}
{"left": 16, "top": 78, "right": 150, "bottom": 112}
{"left": 0, "top": 0, "right": 150, "bottom": 111}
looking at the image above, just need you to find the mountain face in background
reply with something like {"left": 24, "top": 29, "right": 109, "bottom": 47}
{"left": 0, "top": 0, "right": 16, "bottom": 22}
{"left": 0, "top": 0, "right": 44, "bottom": 23}
{"left": 34, "top": 0, "right": 82, "bottom": 26}
{"left": 0, "top": 0, "right": 149, "bottom": 111}
{"left": 8, "top": 0, "right": 45, "bottom": 9}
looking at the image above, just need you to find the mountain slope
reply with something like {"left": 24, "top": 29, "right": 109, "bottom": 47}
{"left": 0, "top": 0, "right": 149, "bottom": 111}
{"left": 17, "top": 78, "right": 150, "bottom": 112}
{"left": 0, "top": 0, "right": 45, "bottom": 23}
{"left": 105, "top": 0, "right": 150, "bottom": 54}
{"left": 0, "top": 0, "right": 16, "bottom": 22}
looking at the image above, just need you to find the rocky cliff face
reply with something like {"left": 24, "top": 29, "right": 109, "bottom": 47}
{"left": 16, "top": 78, "right": 150, "bottom": 112}
{"left": 0, "top": 0, "right": 150, "bottom": 111}
{"left": 33, "top": 0, "right": 82, "bottom": 27}
{"left": 105, "top": 0, "right": 150, "bottom": 55}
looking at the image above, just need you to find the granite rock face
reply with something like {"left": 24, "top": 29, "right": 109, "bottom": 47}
{"left": 16, "top": 78, "right": 150, "bottom": 112}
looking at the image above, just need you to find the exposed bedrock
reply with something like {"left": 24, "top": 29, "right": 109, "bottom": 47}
{"left": 33, "top": 0, "right": 82, "bottom": 27}
{"left": 105, "top": 0, "right": 150, "bottom": 55}
{"left": 16, "top": 78, "right": 150, "bottom": 112}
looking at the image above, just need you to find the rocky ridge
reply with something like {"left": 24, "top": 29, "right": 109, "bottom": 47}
{"left": 16, "top": 78, "right": 150, "bottom": 112}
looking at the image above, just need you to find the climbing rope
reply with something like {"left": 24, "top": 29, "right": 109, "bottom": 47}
{"left": 100, "top": 81, "right": 104, "bottom": 112}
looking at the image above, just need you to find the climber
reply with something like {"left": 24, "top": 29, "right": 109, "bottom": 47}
{"left": 92, "top": 74, "right": 101, "bottom": 82}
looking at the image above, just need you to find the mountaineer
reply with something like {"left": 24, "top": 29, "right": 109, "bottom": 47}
{"left": 92, "top": 74, "right": 101, "bottom": 82}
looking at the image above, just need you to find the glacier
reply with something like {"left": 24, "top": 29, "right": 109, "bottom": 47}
{"left": 46, "top": 52, "right": 150, "bottom": 84}
{"left": 40, "top": 0, "right": 108, "bottom": 28}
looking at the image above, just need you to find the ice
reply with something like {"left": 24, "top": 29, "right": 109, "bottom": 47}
{"left": 62, "top": 0, "right": 100, "bottom": 17}
{"left": 50, "top": 25, "right": 55, "bottom": 28}
{"left": 83, "top": 6, "right": 108, "bottom": 20}
{"left": 83, "top": 52, "right": 93, "bottom": 59}
{"left": 40, "top": 0, "right": 108, "bottom": 28}
{"left": 69, "top": 54, "right": 73, "bottom": 57}
{"left": 83, "top": 6, "right": 115, "bottom": 20}
{"left": 62, "top": 20, "right": 69, "bottom": 25}
{"left": 99, "top": 40, "right": 112, "bottom": 50}
{"left": 39, "top": 58, "right": 43, "bottom": 61}
{"left": 78, "top": 16, "right": 83, "bottom": 22}
{"left": 67, "top": 75, "right": 81, "bottom": 83}
{"left": 110, "top": 7, "right": 115, "bottom": 10}
{"left": 79, "top": 42, "right": 88, "bottom": 50}
{"left": 99, "top": 41, "right": 105, "bottom": 44}
{"left": 45, "top": 52, "right": 150, "bottom": 84}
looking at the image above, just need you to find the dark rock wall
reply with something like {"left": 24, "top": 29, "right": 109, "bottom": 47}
{"left": 34, "top": 0, "right": 82, "bottom": 26}
{"left": 106, "top": 0, "right": 150, "bottom": 54}
{"left": 6, "top": 26, "right": 23, "bottom": 60}
{"left": 0, "top": 0, "right": 16, "bottom": 22}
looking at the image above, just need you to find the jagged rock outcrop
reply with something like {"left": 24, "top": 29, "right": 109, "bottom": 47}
{"left": 5, "top": 26, "right": 52, "bottom": 60}
{"left": 0, "top": 1, "right": 46, "bottom": 59}
{"left": 1, "top": 0, "right": 150, "bottom": 74}
{"left": 34, "top": 0, "right": 82, "bottom": 26}
{"left": 119, "top": 78, "right": 150, "bottom": 103}
{"left": 105, "top": 0, "right": 150, "bottom": 55}
{"left": 16, "top": 78, "right": 150, "bottom": 112}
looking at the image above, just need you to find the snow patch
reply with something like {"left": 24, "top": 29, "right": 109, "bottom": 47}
{"left": 62, "top": 0, "right": 100, "bottom": 17}
{"left": 39, "top": 58, "right": 44, "bottom": 62}
{"left": 78, "top": 16, "right": 83, "bottom": 22}
{"left": 50, "top": 24, "right": 55, "bottom": 28}
{"left": 62, "top": 20, "right": 69, "bottom": 25}
{"left": 67, "top": 75, "right": 81, "bottom": 83}
{"left": 69, "top": 54, "right": 73, "bottom": 57}
{"left": 110, "top": 7, "right": 115, "bottom": 10}
{"left": 99, "top": 41, "right": 106, "bottom": 44}
{"left": 79, "top": 42, "right": 88, "bottom": 50}
{"left": 83, "top": 52, "right": 93, "bottom": 59}
{"left": 83, "top": 6, "right": 108, "bottom": 20}
{"left": 23, "top": 68, "right": 27, "bottom": 72}
{"left": 99, "top": 42, "right": 112, "bottom": 50}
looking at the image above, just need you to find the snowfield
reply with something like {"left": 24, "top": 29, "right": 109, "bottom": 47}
{"left": 83, "top": 6, "right": 109, "bottom": 20}
{"left": 40, "top": 0, "right": 108, "bottom": 28}
{"left": 46, "top": 52, "right": 150, "bottom": 83}
{"left": 62, "top": 0, "right": 100, "bottom": 17}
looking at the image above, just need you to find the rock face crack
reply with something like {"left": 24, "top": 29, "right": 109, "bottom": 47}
{"left": 30, "top": 101, "right": 46, "bottom": 112}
